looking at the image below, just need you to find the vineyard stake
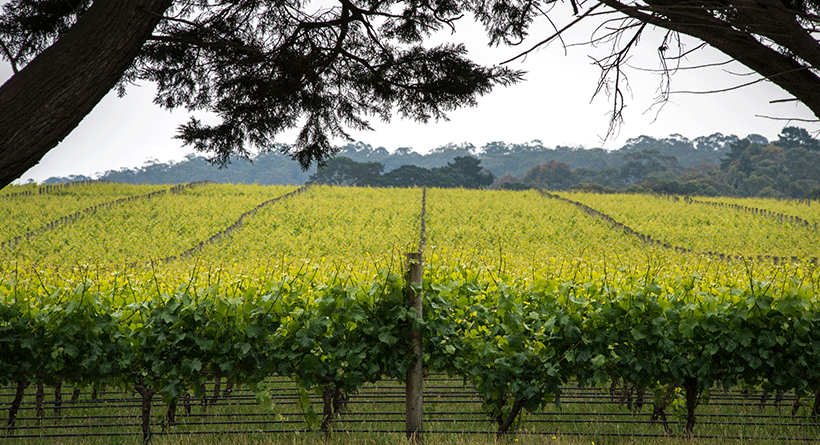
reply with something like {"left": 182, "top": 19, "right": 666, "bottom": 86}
{"left": 405, "top": 252, "right": 423, "bottom": 441}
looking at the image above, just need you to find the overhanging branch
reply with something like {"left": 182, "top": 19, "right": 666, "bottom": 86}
{"left": 146, "top": 34, "right": 261, "bottom": 53}
{"left": 0, "top": 37, "right": 19, "bottom": 74}
{"left": 500, "top": 2, "right": 604, "bottom": 64}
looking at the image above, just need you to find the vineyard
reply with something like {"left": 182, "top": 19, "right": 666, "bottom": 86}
{"left": 1, "top": 182, "right": 820, "bottom": 443}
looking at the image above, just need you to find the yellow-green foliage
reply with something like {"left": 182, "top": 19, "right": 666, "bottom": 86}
{"left": 3, "top": 185, "right": 820, "bottom": 444}
{"left": 1, "top": 184, "right": 818, "bottom": 291}
{"left": 192, "top": 185, "right": 421, "bottom": 276}
{"left": 0, "top": 182, "right": 168, "bottom": 241}
{"left": 557, "top": 191, "right": 820, "bottom": 259}
{"left": 425, "top": 188, "right": 648, "bottom": 272}
{"left": 695, "top": 195, "right": 820, "bottom": 222}
{"left": 2, "top": 183, "right": 295, "bottom": 267}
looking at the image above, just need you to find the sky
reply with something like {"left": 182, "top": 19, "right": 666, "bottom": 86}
{"left": 4, "top": 3, "right": 820, "bottom": 183}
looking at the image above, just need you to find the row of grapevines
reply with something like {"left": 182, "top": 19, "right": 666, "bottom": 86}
{"left": 424, "top": 260, "right": 820, "bottom": 436}
{"left": 424, "top": 188, "right": 652, "bottom": 273}
{"left": 693, "top": 195, "right": 820, "bottom": 223}
{"left": 3, "top": 185, "right": 820, "bottom": 439}
{"left": 0, "top": 262, "right": 415, "bottom": 438}
{"left": 5, "top": 184, "right": 815, "bottom": 283}
{"left": 0, "top": 183, "right": 169, "bottom": 241}
{"left": 2, "top": 184, "right": 296, "bottom": 268}
{"left": 2, "top": 258, "right": 820, "bottom": 437}
{"left": 424, "top": 188, "right": 797, "bottom": 293}
{"left": 556, "top": 191, "right": 820, "bottom": 259}
{"left": 4, "top": 184, "right": 814, "bottom": 307}
{"left": 186, "top": 185, "right": 422, "bottom": 277}
{"left": 0, "top": 182, "right": 39, "bottom": 196}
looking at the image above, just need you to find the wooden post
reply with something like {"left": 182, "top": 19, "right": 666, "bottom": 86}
{"left": 405, "top": 252, "right": 423, "bottom": 441}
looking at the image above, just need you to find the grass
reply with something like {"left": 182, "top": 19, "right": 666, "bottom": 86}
{"left": 3, "top": 377, "right": 820, "bottom": 445}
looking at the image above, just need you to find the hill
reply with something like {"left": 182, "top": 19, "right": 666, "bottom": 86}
{"left": 39, "top": 127, "right": 820, "bottom": 198}
{"left": 43, "top": 132, "right": 740, "bottom": 184}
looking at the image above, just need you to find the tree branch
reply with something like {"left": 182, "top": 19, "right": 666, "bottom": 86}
{"left": 595, "top": 0, "right": 820, "bottom": 120}
{"left": 0, "top": 37, "right": 19, "bottom": 74}
{"left": 591, "top": 20, "right": 647, "bottom": 141}
{"left": 500, "top": 2, "right": 604, "bottom": 64}
{"left": 755, "top": 114, "right": 820, "bottom": 122}
{"left": 146, "top": 34, "right": 261, "bottom": 53}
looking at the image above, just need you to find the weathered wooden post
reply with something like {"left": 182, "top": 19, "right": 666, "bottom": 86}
{"left": 405, "top": 251, "right": 423, "bottom": 441}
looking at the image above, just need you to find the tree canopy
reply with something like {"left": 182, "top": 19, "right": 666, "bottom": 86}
{"left": 36, "top": 125, "right": 820, "bottom": 198}
{"left": 3, "top": 0, "right": 820, "bottom": 188}
{"left": 307, "top": 155, "right": 495, "bottom": 188}
{"left": 0, "top": 0, "right": 521, "bottom": 187}
{"left": 516, "top": 127, "right": 820, "bottom": 198}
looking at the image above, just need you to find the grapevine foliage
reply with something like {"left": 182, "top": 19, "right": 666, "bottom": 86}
{"left": 3, "top": 263, "right": 820, "bottom": 436}
{"left": 3, "top": 185, "right": 820, "bottom": 437}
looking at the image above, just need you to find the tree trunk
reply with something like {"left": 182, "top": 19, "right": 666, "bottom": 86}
{"left": 321, "top": 386, "right": 335, "bottom": 434}
{"left": 35, "top": 380, "right": 45, "bottom": 422}
{"left": 811, "top": 389, "right": 820, "bottom": 421}
{"left": 208, "top": 377, "right": 221, "bottom": 406}
{"left": 54, "top": 379, "right": 63, "bottom": 416}
{"left": 165, "top": 397, "right": 177, "bottom": 428}
{"left": 496, "top": 399, "right": 523, "bottom": 436}
{"left": 224, "top": 378, "right": 234, "bottom": 397}
{"left": 683, "top": 377, "right": 698, "bottom": 438}
{"left": 6, "top": 380, "right": 29, "bottom": 433}
{"left": 0, "top": 0, "right": 174, "bottom": 187}
{"left": 134, "top": 384, "right": 155, "bottom": 444}
{"left": 651, "top": 382, "right": 676, "bottom": 435}
{"left": 635, "top": 386, "right": 645, "bottom": 411}
{"left": 183, "top": 393, "right": 191, "bottom": 416}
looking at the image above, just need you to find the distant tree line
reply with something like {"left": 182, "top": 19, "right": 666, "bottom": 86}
{"left": 506, "top": 127, "right": 820, "bottom": 199}
{"left": 306, "top": 156, "right": 494, "bottom": 189}
{"left": 36, "top": 126, "right": 820, "bottom": 199}
{"left": 40, "top": 128, "right": 743, "bottom": 186}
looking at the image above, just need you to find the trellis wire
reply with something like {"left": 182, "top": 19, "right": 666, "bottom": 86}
{"left": 3, "top": 376, "right": 820, "bottom": 442}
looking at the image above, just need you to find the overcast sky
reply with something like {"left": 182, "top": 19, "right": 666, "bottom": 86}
{"left": 4, "top": 4, "right": 820, "bottom": 183}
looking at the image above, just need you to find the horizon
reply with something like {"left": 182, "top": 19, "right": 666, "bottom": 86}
{"left": 17, "top": 128, "right": 788, "bottom": 184}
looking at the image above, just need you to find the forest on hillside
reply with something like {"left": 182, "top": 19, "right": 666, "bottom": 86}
{"left": 41, "top": 126, "right": 820, "bottom": 198}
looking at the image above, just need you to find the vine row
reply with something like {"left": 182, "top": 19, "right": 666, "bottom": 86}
{"left": 686, "top": 196, "right": 818, "bottom": 231}
{"left": 2, "top": 266, "right": 820, "bottom": 441}
{"left": 157, "top": 185, "right": 310, "bottom": 264}
{"left": 541, "top": 190, "right": 819, "bottom": 265}
{"left": 0, "top": 179, "right": 111, "bottom": 200}
{"left": 0, "top": 181, "right": 213, "bottom": 250}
